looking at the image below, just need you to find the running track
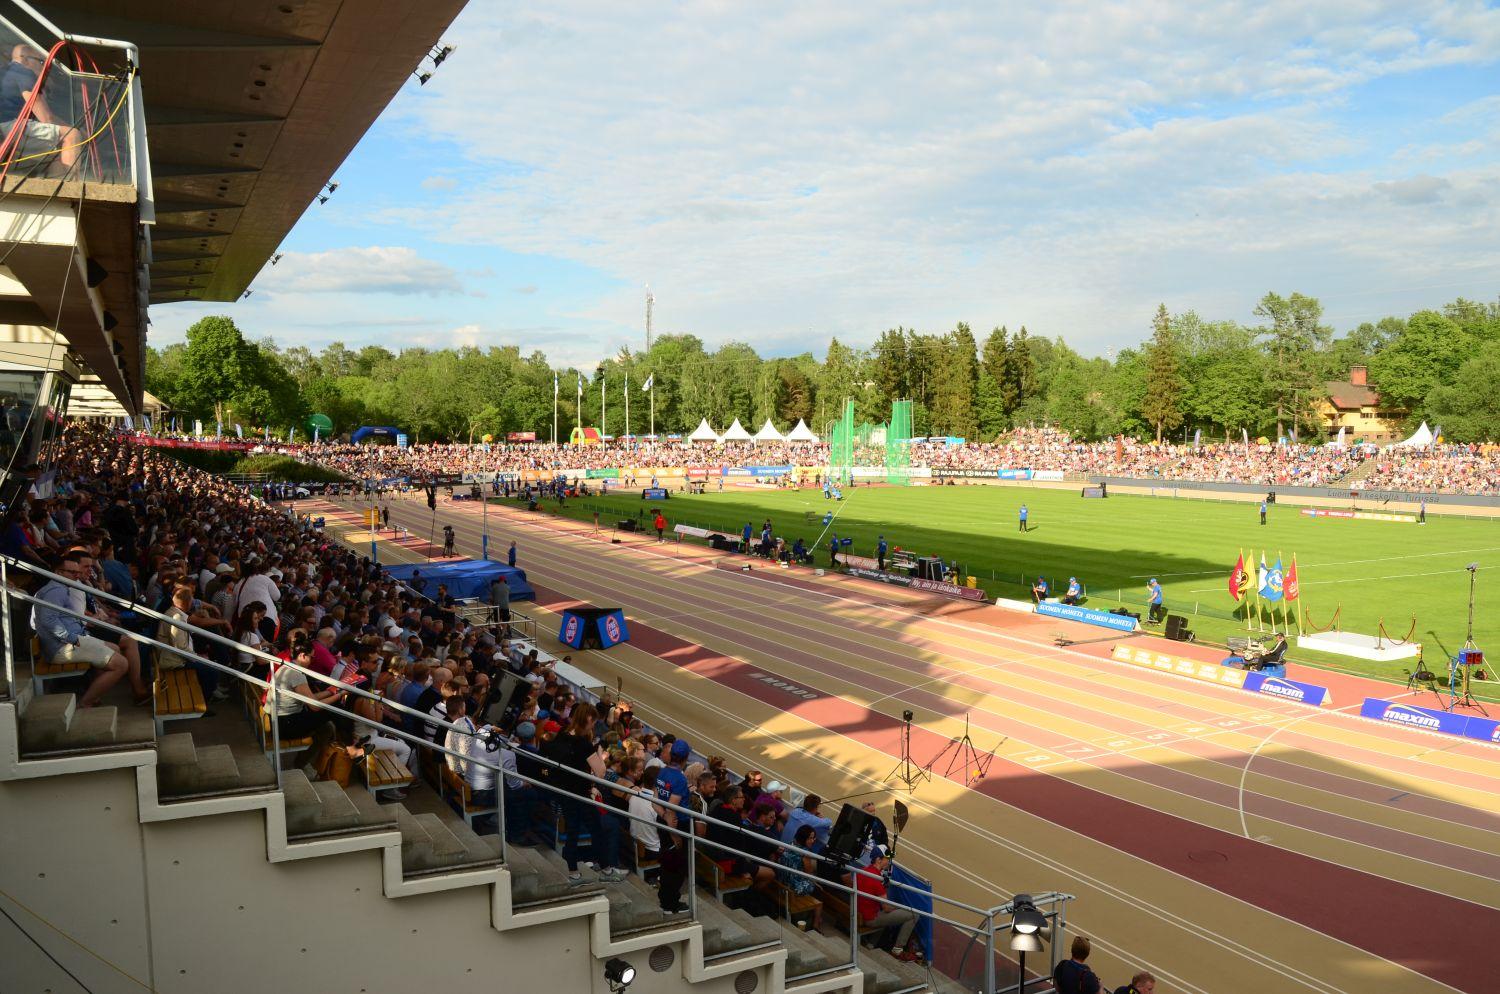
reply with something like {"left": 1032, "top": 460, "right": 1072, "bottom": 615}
{"left": 312, "top": 494, "right": 1500, "bottom": 994}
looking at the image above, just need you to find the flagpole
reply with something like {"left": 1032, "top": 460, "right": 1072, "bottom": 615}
{"left": 601, "top": 369, "right": 606, "bottom": 438}
{"left": 625, "top": 374, "right": 631, "bottom": 447}
{"left": 1279, "top": 548, "right": 1288, "bottom": 636}
{"left": 650, "top": 383, "right": 655, "bottom": 439}
{"left": 552, "top": 372, "right": 558, "bottom": 446}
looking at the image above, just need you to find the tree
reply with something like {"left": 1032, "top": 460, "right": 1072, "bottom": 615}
{"left": 928, "top": 323, "right": 978, "bottom": 438}
{"left": 870, "top": 328, "right": 909, "bottom": 407}
{"left": 1367, "top": 310, "right": 1472, "bottom": 424}
{"left": 1141, "top": 304, "right": 1185, "bottom": 443}
{"left": 1426, "top": 342, "right": 1500, "bottom": 442}
{"left": 1253, "top": 291, "right": 1331, "bottom": 439}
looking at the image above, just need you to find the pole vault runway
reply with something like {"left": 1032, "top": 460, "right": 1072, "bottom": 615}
{"left": 310, "top": 494, "right": 1500, "bottom": 994}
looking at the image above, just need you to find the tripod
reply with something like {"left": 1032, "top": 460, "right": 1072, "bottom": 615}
{"left": 1445, "top": 564, "right": 1488, "bottom": 714}
{"left": 925, "top": 713, "right": 1000, "bottom": 785}
{"left": 884, "top": 710, "right": 931, "bottom": 793}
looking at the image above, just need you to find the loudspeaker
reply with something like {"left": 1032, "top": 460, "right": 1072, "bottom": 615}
{"left": 825, "top": 804, "right": 875, "bottom": 863}
{"left": 1110, "top": 607, "right": 1141, "bottom": 621}
{"left": 1165, "top": 615, "right": 1190, "bottom": 641}
{"left": 618, "top": 519, "right": 638, "bottom": 532}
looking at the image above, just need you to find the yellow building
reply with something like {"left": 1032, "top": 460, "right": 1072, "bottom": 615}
{"left": 1316, "top": 365, "right": 1402, "bottom": 443}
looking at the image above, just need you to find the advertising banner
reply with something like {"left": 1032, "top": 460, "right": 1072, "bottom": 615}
{"left": 1031, "top": 470, "right": 1066, "bottom": 482}
{"left": 934, "top": 469, "right": 998, "bottom": 479}
{"left": 642, "top": 487, "right": 670, "bottom": 500}
{"left": 747, "top": 465, "right": 794, "bottom": 477}
{"left": 129, "top": 436, "right": 257, "bottom": 452}
{"left": 996, "top": 469, "right": 1033, "bottom": 480}
{"left": 835, "top": 552, "right": 881, "bottom": 571}
{"left": 506, "top": 431, "right": 538, "bottom": 442}
{"left": 1112, "top": 644, "right": 1248, "bottom": 687}
{"left": 586, "top": 468, "right": 620, "bottom": 479}
{"left": 1038, "top": 601, "right": 1139, "bottom": 632}
{"left": 1239, "top": 671, "right": 1333, "bottom": 707}
{"left": 845, "top": 566, "right": 987, "bottom": 601}
{"left": 1300, "top": 508, "right": 1415, "bottom": 523}
{"left": 1359, "top": 698, "right": 1500, "bottom": 743}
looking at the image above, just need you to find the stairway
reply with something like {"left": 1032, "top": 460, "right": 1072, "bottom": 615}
{"left": 16, "top": 688, "right": 154, "bottom": 756}
{"left": 0, "top": 692, "right": 977, "bottom": 994}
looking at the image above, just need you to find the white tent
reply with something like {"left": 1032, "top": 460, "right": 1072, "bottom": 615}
{"left": 721, "top": 418, "right": 752, "bottom": 441}
{"left": 752, "top": 418, "right": 784, "bottom": 443}
{"left": 688, "top": 418, "right": 718, "bottom": 443}
{"left": 1388, "top": 421, "right": 1434, "bottom": 449}
{"left": 785, "top": 418, "right": 818, "bottom": 442}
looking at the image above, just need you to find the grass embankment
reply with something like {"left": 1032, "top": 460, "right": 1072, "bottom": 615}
{"left": 522, "top": 484, "right": 1499, "bottom": 700}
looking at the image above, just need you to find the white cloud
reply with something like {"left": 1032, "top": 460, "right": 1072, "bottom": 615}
{"left": 421, "top": 176, "right": 458, "bottom": 191}
{"left": 359, "top": 1, "right": 1500, "bottom": 354}
{"left": 258, "top": 246, "right": 464, "bottom": 297}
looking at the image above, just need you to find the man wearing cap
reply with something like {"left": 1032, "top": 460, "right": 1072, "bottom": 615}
{"left": 1063, "top": 577, "right": 1082, "bottom": 606}
{"left": 653, "top": 738, "right": 693, "bottom": 912}
{"left": 855, "top": 846, "right": 919, "bottom": 960}
{"left": 760, "top": 779, "right": 789, "bottom": 832}
{"left": 1146, "top": 578, "right": 1164, "bottom": 624}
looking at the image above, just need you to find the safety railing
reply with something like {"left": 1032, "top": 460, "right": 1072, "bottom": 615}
{"left": 0, "top": 4, "right": 146, "bottom": 192}
{"left": 0, "top": 553, "right": 1072, "bottom": 992}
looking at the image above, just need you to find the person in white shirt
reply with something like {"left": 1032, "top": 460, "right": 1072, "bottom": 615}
{"left": 628, "top": 766, "right": 662, "bottom": 860}
{"left": 443, "top": 696, "right": 497, "bottom": 832}
{"left": 234, "top": 559, "right": 281, "bottom": 637}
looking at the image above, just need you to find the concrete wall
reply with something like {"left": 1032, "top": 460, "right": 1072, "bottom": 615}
{"left": 0, "top": 766, "right": 766, "bottom": 994}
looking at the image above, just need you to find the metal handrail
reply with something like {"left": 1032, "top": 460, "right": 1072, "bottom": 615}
{"left": 1, "top": 553, "right": 1069, "bottom": 990}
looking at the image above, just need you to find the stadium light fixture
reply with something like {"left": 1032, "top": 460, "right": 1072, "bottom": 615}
{"left": 317, "top": 195, "right": 330, "bottom": 205}
{"left": 271, "top": 253, "right": 284, "bottom": 266}
{"left": 432, "top": 43, "right": 457, "bottom": 66}
{"left": 413, "top": 69, "right": 432, "bottom": 86}
{"left": 325, "top": 181, "right": 339, "bottom": 194}
{"left": 603, "top": 957, "right": 635, "bottom": 992}
{"left": 241, "top": 290, "right": 253, "bottom": 299}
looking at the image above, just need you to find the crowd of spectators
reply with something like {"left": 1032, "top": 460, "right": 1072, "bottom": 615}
{"left": 9, "top": 424, "right": 932, "bottom": 961}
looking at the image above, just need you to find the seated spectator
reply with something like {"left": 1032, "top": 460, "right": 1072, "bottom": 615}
{"left": 854, "top": 846, "right": 919, "bottom": 960}
{"left": 1063, "top": 576, "right": 1083, "bottom": 605}
{"left": 31, "top": 551, "right": 148, "bottom": 707}
{"left": 1053, "top": 936, "right": 1103, "bottom": 994}
{"left": 443, "top": 695, "right": 494, "bottom": 830}
{"left": 264, "top": 632, "right": 347, "bottom": 740}
{"left": 778, "top": 823, "right": 822, "bottom": 929}
{"left": 739, "top": 801, "right": 782, "bottom": 887}
{"left": 1113, "top": 972, "right": 1155, "bottom": 994}
{"left": 628, "top": 765, "right": 663, "bottom": 869}
{"left": 781, "top": 793, "right": 833, "bottom": 850}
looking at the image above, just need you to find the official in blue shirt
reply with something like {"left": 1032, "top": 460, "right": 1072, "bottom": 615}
{"left": 1019, "top": 504, "right": 1029, "bottom": 532}
{"left": 1063, "top": 577, "right": 1082, "bottom": 605}
{"left": 507, "top": 540, "right": 517, "bottom": 568}
{"left": 781, "top": 794, "right": 833, "bottom": 849}
{"left": 877, "top": 536, "right": 888, "bottom": 571}
{"left": 741, "top": 521, "right": 753, "bottom": 553}
{"left": 1147, "top": 578, "right": 1164, "bottom": 623}
{"left": 1259, "top": 500, "right": 1267, "bottom": 525}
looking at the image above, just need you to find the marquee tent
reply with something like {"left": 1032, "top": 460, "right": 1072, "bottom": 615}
{"left": 381, "top": 559, "right": 535, "bottom": 602}
{"left": 752, "top": 418, "right": 784, "bottom": 443}
{"left": 785, "top": 419, "right": 818, "bottom": 442}
{"left": 1388, "top": 421, "right": 1434, "bottom": 449}
{"left": 721, "top": 418, "right": 752, "bottom": 441}
{"left": 688, "top": 418, "right": 718, "bottom": 443}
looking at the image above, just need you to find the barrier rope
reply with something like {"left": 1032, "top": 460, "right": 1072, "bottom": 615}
{"left": 1300, "top": 604, "right": 1342, "bottom": 633}
{"left": 1377, "top": 616, "right": 1419, "bottom": 645}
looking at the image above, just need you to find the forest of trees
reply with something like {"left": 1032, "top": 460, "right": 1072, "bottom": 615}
{"left": 143, "top": 293, "right": 1500, "bottom": 444}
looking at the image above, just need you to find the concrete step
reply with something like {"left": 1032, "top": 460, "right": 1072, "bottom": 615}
{"left": 725, "top": 906, "right": 788, "bottom": 947}
{"left": 284, "top": 772, "right": 359, "bottom": 837}
{"left": 236, "top": 752, "right": 278, "bottom": 790}
{"left": 446, "top": 816, "right": 504, "bottom": 866}
{"left": 413, "top": 813, "right": 467, "bottom": 858}
{"left": 801, "top": 929, "right": 907, "bottom": 992}
{"left": 606, "top": 880, "right": 670, "bottom": 935}
{"left": 694, "top": 894, "right": 761, "bottom": 958}
{"left": 157, "top": 732, "right": 197, "bottom": 766}
{"left": 158, "top": 742, "right": 243, "bottom": 798}
{"left": 19, "top": 694, "right": 153, "bottom": 755}
{"left": 777, "top": 917, "right": 836, "bottom": 978}
{"left": 506, "top": 843, "right": 575, "bottom": 905}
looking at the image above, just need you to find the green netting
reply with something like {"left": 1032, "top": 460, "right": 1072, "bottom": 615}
{"left": 829, "top": 399, "right": 855, "bottom": 488}
{"left": 886, "top": 399, "right": 912, "bottom": 485}
{"left": 855, "top": 421, "right": 875, "bottom": 446}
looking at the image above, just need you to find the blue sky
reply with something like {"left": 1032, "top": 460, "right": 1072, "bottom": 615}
{"left": 149, "top": 1, "right": 1500, "bottom": 368}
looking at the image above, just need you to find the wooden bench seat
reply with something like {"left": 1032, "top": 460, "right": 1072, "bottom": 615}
{"left": 365, "top": 748, "right": 414, "bottom": 800}
{"left": 760, "top": 875, "right": 821, "bottom": 925}
{"left": 695, "top": 848, "right": 753, "bottom": 899}
{"left": 154, "top": 666, "right": 207, "bottom": 736}
{"left": 441, "top": 765, "right": 492, "bottom": 827}
{"left": 258, "top": 706, "right": 313, "bottom": 760}
{"left": 29, "top": 635, "right": 89, "bottom": 696}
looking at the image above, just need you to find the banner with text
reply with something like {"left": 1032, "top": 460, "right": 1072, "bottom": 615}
{"left": 1038, "top": 601, "right": 1138, "bottom": 632}
{"left": 1359, "top": 698, "right": 1500, "bottom": 743}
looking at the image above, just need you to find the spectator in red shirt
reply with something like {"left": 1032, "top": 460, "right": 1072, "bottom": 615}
{"left": 853, "top": 846, "right": 919, "bottom": 960}
{"left": 653, "top": 510, "right": 667, "bottom": 542}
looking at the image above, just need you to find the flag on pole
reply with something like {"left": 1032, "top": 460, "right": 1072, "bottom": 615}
{"left": 553, "top": 372, "right": 559, "bottom": 398}
{"left": 194, "top": 419, "right": 203, "bottom": 437}
{"left": 1228, "top": 551, "right": 1248, "bottom": 602}
{"left": 642, "top": 373, "right": 654, "bottom": 391}
{"left": 216, "top": 421, "right": 223, "bottom": 439}
{"left": 142, "top": 415, "right": 152, "bottom": 433}
{"left": 1284, "top": 556, "right": 1299, "bottom": 602}
{"left": 1334, "top": 425, "right": 1345, "bottom": 447}
{"left": 313, "top": 425, "right": 320, "bottom": 443}
{"left": 1192, "top": 428, "right": 1201, "bottom": 447}
{"left": 124, "top": 414, "right": 134, "bottom": 430}
{"left": 235, "top": 424, "right": 243, "bottom": 439}
{"left": 1259, "top": 555, "right": 1284, "bottom": 602}
{"left": 577, "top": 375, "right": 583, "bottom": 400}
{"left": 288, "top": 427, "right": 295, "bottom": 443}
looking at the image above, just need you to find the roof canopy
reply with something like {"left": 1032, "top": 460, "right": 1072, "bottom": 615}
{"left": 752, "top": 418, "right": 784, "bottom": 442}
{"left": 688, "top": 418, "right": 718, "bottom": 442}
{"left": 785, "top": 419, "right": 818, "bottom": 442}
{"left": 721, "top": 418, "right": 752, "bottom": 441}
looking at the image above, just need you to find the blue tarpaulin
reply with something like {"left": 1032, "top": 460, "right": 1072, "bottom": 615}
{"left": 381, "top": 559, "right": 535, "bottom": 602}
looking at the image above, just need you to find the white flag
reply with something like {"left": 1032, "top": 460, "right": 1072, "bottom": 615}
{"left": 143, "top": 415, "right": 152, "bottom": 433}
{"left": 124, "top": 414, "right": 134, "bottom": 430}
{"left": 553, "top": 372, "right": 558, "bottom": 398}
{"left": 235, "top": 424, "right": 243, "bottom": 438}
{"left": 194, "top": 419, "right": 203, "bottom": 437}
{"left": 642, "top": 373, "right": 654, "bottom": 391}
{"left": 577, "top": 375, "right": 583, "bottom": 399}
